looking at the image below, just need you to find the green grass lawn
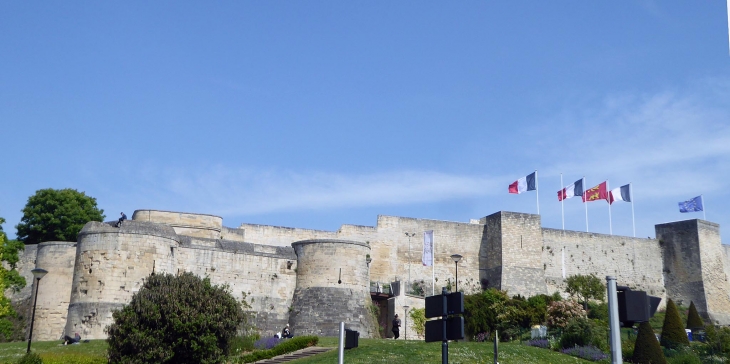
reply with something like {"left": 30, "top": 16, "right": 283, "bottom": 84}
{"left": 0, "top": 340, "right": 107, "bottom": 364}
{"left": 290, "top": 338, "right": 601, "bottom": 364}
{"left": 0, "top": 338, "right": 605, "bottom": 364}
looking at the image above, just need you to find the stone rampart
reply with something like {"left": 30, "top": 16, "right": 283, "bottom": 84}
{"left": 289, "top": 239, "right": 377, "bottom": 337}
{"left": 542, "top": 229, "right": 665, "bottom": 304}
{"left": 175, "top": 237, "right": 296, "bottom": 336}
{"left": 133, "top": 209, "right": 222, "bottom": 239}
{"left": 31, "top": 242, "right": 76, "bottom": 341}
{"left": 65, "top": 221, "right": 179, "bottom": 339}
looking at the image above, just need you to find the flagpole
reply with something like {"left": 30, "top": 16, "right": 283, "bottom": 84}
{"left": 535, "top": 170, "right": 540, "bottom": 215}
{"left": 583, "top": 177, "right": 589, "bottom": 232}
{"left": 630, "top": 183, "right": 635, "bottom": 237}
{"left": 560, "top": 173, "right": 565, "bottom": 230}
{"left": 606, "top": 180, "right": 613, "bottom": 235}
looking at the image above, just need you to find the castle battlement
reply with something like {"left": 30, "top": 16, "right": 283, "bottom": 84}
{"left": 12, "top": 209, "right": 730, "bottom": 341}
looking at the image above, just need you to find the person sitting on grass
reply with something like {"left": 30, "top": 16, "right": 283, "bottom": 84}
{"left": 63, "top": 332, "right": 81, "bottom": 345}
{"left": 281, "top": 324, "right": 293, "bottom": 338}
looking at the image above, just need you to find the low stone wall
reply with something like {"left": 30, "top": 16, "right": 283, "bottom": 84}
{"left": 133, "top": 210, "right": 222, "bottom": 239}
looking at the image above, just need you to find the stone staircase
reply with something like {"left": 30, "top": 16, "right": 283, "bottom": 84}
{"left": 253, "top": 346, "right": 333, "bottom": 363}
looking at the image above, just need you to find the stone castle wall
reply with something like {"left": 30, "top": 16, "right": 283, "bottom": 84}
{"left": 174, "top": 237, "right": 297, "bottom": 337}
{"left": 8, "top": 209, "right": 730, "bottom": 341}
{"left": 542, "top": 229, "right": 666, "bottom": 305}
{"left": 32, "top": 242, "right": 76, "bottom": 341}
{"left": 289, "top": 240, "right": 377, "bottom": 337}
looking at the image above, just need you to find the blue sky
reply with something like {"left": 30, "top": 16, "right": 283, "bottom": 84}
{"left": 2, "top": 2, "right": 730, "bottom": 243}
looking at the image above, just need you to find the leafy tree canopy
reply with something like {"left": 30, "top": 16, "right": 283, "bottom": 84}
{"left": 15, "top": 188, "right": 105, "bottom": 244}
{"left": 0, "top": 218, "right": 27, "bottom": 340}
{"left": 106, "top": 272, "right": 246, "bottom": 364}
{"left": 564, "top": 274, "right": 605, "bottom": 309}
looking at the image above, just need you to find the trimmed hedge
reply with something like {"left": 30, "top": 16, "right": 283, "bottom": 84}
{"left": 234, "top": 335, "right": 318, "bottom": 363}
{"left": 660, "top": 299, "right": 689, "bottom": 349}
{"left": 632, "top": 321, "right": 666, "bottom": 364}
{"left": 685, "top": 301, "right": 704, "bottom": 330}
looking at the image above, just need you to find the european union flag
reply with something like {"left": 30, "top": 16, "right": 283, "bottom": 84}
{"left": 679, "top": 196, "right": 703, "bottom": 213}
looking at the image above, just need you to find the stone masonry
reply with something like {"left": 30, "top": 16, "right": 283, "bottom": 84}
{"left": 12, "top": 208, "right": 730, "bottom": 342}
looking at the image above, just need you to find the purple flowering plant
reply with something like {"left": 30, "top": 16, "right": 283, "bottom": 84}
{"left": 254, "top": 336, "right": 281, "bottom": 350}
{"left": 561, "top": 345, "right": 609, "bottom": 361}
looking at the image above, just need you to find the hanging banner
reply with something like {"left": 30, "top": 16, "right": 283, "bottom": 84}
{"left": 423, "top": 230, "right": 434, "bottom": 266}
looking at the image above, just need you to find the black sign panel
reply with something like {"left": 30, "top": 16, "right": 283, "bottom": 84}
{"left": 424, "top": 317, "right": 464, "bottom": 342}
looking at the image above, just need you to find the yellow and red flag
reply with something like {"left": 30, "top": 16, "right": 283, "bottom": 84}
{"left": 582, "top": 181, "right": 608, "bottom": 202}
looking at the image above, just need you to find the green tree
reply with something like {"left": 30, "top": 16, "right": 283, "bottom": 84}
{"left": 0, "top": 218, "right": 26, "bottom": 341}
{"left": 632, "top": 321, "right": 667, "bottom": 364}
{"left": 106, "top": 272, "right": 246, "bottom": 364}
{"left": 15, "top": 188, "right": 105, "bottom": 244}
{"left": 685, "top": 301, "right": 704, "bottom": 330}
{"left": 564, "top": 274, "right": 605, "bottom": 309}
{"left": 660, "top": 298, "right": 689, "bottom": 349}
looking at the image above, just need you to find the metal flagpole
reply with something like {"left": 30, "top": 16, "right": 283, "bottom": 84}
{"left": 630, "top": 183, "right": 635, "bottom": 237}
{"left": 606, "top": 180, "right": 613, "bottom": 235}
{"left": 535, "top": 170, "right": 540, "bottom": 215}
{"left": 583, "top": 177, "right": 589, "bottom": 232}
{"left": 560, "top": 173, "right": 565, "bottom": 230}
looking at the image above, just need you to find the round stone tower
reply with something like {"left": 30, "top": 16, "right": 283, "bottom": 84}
{"left": 31, "top": 241, "right": 76, "bottom": 341}
{"left": 64, "top": 221, "right": 179, "bottom": 339}
{"left": 288, "top": 239, "right": 377, "bottom": 338}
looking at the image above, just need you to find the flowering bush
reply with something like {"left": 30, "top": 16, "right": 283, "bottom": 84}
{"left": 474, "top": 332, "right": 489, "bottom": 342}
{"left": 561, "top": 345, "right": 609, "bottom": 361}
{"left": 254, "top": 336, "right": 281, "bottom": 350}
{"left": 525, "top": 339, "right": 550, "bottom": 349}
{"left": 547, "top": 300, "right": 586, "bottom": 329}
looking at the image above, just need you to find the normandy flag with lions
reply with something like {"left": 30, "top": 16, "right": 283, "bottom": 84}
{"left": 583, "top": 181, "right": 608, "bottom": 202}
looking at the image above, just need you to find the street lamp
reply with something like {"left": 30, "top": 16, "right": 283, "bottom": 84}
{"left": 405, "top": 232, "right": 415, "bottom": 289}
{"left": 403, "top": 305, "right": 410, "bottom": 340}
{"left": 450, "top": 254, "right": 462, "bottom": 293}
{"left": 27, "top": 268, "right": 48, "bottom": 353}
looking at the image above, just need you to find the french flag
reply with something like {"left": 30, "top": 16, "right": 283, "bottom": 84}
{"left": 558, "top": 178, "right": 584, "bottom": 201}
{"left": 509, "top": 172, "right": 536, "bottom": 194}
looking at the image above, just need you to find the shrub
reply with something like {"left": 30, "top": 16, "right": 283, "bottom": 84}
{"left": 704, "top": 324, "right": 730, "bottom": 356}
{"left": 547, "top": 299, "right": 586, "bottom": 329}
{"left": 632, "top": 321, "right": 667, "bottom": 364}
{"left": 234, "top": 335, "right": 318, "bottom": 363}
{"left": 464, "top": 288, "right": 509, "bottom": 337}
{"left": 558, "top": 317, "right": 607, "bottom": 351}
{"left": 660, "top": 299, "right": 689, "bottom": 349}
{"left": 229, "top": 333, "right": 260, "bottom": 355}
{"left": 106, "top": 272, "right": 246, "bottom": 364}
{"left": 254, "top": 336, "right": 281, "bottom": 350}
{"left": 16, "top": 353, "right": 42, "bottom": 364}
{"left": 663, "top": 346, "right": 701, "bottom": 364}
{"left": 561, "top": 346, "right": 608, "bottom": 361}
{"left": 409, "top": 308, "right": 426, "bottom": 338}
{"left": 586, "top": 301, "right": 608, "bottom": 322}
{"left": 685, "top": 302, "right": 704, "bottom": 330}
{"left": 525, "top": 338, "right": 550, "bottom": 348}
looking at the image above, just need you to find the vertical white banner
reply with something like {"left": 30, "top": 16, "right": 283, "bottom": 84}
{"left": 422, "top": 230, "right": 434, "bottom": 266}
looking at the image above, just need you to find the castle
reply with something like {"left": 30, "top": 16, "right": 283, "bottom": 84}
{"left": 10, "top": 209, "right": 730, "bottom": 342}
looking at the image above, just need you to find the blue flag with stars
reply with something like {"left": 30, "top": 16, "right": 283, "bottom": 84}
{"left": 678, "top": 196, "right": 703, "bottom": 213}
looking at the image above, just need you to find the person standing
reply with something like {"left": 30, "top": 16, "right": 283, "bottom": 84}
{"left": 392, "top": 314, "right": 401, "bottom": 339}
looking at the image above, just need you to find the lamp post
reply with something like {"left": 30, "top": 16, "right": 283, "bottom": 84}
{"left": 405, "top": 232, "right": 415, "bottom": 289}
{"left": 450, "top": 254, "right": 462, "bottom": 293}
{"left": 27, "top": 268, "right": 48, "bottom": 353}
{"left": 403, "top": 305, "right": 409, "bottom": 340}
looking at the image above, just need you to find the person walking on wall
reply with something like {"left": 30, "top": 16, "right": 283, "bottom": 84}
{"left": 116, "top": 212, "right": 127, "bottom": 227}
{"left": 392, "top": 314, "right": 401, "bottom": 339}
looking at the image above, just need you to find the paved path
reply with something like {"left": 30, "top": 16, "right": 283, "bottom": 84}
{"left": 253, "top": 346, "right": 333, "bottom": 363}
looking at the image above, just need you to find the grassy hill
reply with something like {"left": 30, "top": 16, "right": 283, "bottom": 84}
{"left": 291, "top": 337, "right": 598, "bottom": 364}
{"left": 0, "top": 338, "right": 601, "bottom": 363}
